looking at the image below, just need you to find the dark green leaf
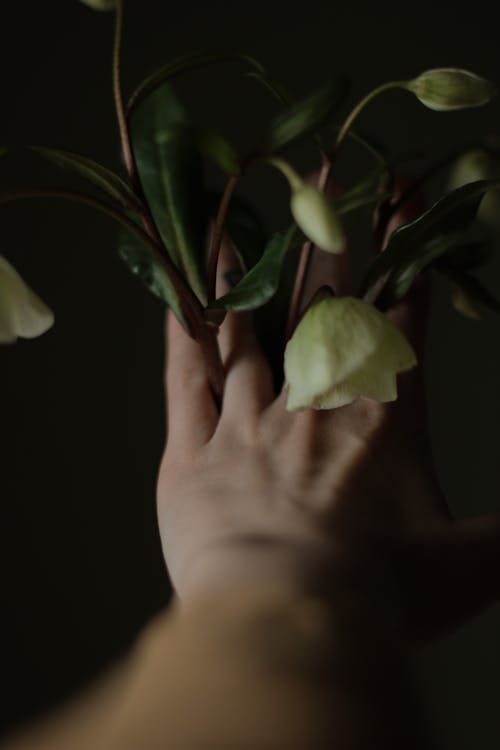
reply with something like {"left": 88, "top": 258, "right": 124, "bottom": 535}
{"left": 334, "top": 165, "right": 392, "bottom": 216}
{"left": 204, "top": 190, "right": 267, "bottom": 272}
{"left": 192, "top": 129, "right": 240, "bottom": 175}
{"left": 0, "top": 186, "right": 187, "bottom": 324}
{"left": 437, "top": 261, "right": 500, "bottom": 314}
{"left": 260, "top": 77, "right": 349, "bottom": 153}
{"left": 131, "top": 83, "right": 207, "bottom": 303}
{"left": 30, "top": 146, "right": 140, "bottom": 210}
{"left": 336, "top": 189, "right": 394, "bottom": 217}
{"left": 360, "top": 179, "right": 500, "bottom": 300}
{"left": 208, "top": 224, "right": 299, "bottom": 311}
{"left": 127, "top": 50, "right": 266, "bottom": 118}
{"left": 388, "top": 233, "right": 462, "bottom": 299}
{"left": 118, "top": 226, "right": 185, "bottom": 322}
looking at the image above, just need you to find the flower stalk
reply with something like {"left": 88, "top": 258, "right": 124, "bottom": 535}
{"left": 207, "top": 174, "right": 241, "bottom": 306}
{"left": 285, "top": 154, "right": 334, "bottom": 339}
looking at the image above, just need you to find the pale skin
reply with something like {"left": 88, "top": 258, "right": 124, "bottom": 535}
{"left": 158, "top": 196, "right": 500, "bottom": 640}
{"left": 2, "top": 189, "right": 500, "bottom": 749}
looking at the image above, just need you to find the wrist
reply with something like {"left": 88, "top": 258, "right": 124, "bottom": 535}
{"left": 172, "top": 535, "right": 398, "bottom": 634}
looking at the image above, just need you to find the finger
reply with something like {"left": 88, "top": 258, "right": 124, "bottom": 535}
{"left": 215, "top": 234, "right": 275, "bottom": 429}
{"left": 382, "top": 177, "right": 430, "bottom": 358}
{"left": 165, "top": 311, "right": 219, "bottom": 454}
{"left": 386, "top": 270, "right": 431, "bottom": 359}
{"left": 301, "top": 246, "right": 351, "bottom": 314}
{"left": 300, "top": 173, "right": 351, "bottom": 314}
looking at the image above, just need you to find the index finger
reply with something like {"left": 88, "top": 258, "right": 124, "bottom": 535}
{"left": 164, "top": 311, "right": 219, "bottom": 456}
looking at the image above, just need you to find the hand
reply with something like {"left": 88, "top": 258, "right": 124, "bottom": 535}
{"left": 156, "top": 192, "right": 500, "bottom": 642}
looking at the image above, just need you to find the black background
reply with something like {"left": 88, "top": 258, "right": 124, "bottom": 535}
{"left": 1, "top": 0, "right": 500, "bottom": 745}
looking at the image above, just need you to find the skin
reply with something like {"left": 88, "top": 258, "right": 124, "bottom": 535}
{"left": 2, "top": 185, "right": 499, "bottom": 750}
{"left": 157, "top": 193, "right": 500, "bottom": 641}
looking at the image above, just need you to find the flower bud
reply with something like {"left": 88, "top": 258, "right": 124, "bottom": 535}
{"left": 284, "top": 296, "right": 416, "bottom": 411}
{"left": 290, "top": 183, "right": 345, "bottom": 254}
{"left": 0, "top": 255, "right": 54, "bottom": 343}
{"left": 448, "top": 148, "right": 500, "bottom": 228}
{"left": 79, "top": 0, "right": 116, "bottom": 10}
{"left": 407, "top": 68, "right": 496, "bottom": 111}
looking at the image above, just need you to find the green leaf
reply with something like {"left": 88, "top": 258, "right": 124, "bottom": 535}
{"left": 192, "top": 129, "right": 240, "bottom": 175}
{"left": 0, "top": 186, "right": 188, "bottom": 326}
{"left": 437, "top": 261, "right": 500, "bottom": 315}
{"left": 118, "top": 225, "right": 185, "bottom": 322}
{"left": 127, "top": 50, "right": 266, "bottom": 118}
{"left": 334, "top": 165, "right": 392, "bottom": 216}
{"left": 208, "top": 224, "right": 300, "bottom": 311}
{"left": 30, "top": 146, "right": 140, "bottom": 210}
{"left": 388, "top": 233, "right": 462, "bottom": 299}
{"left": 204, "top": 190, "right": 267, "bottom": 272}
{"left": 131, "top": 83, "right": 207, "bottom": 303}
{"left": 360, "top": 179, "right": 500, "bottom": 301}
{"left": 260, "top": 76, "right": 349, "bottom": 153}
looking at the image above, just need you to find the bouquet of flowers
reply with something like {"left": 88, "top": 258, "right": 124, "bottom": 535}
{"left": 2, "top": 0, "right": 500, "bottom": 414}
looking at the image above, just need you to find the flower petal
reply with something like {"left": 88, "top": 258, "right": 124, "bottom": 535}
{"left": 0, "top": 256, "right": 54, "bottom": 343}
{"left": 284, "top": 296, "right": 417, "bottom": 411}
{"left": 284, "top": 297, "right": 380, "bottom": 409}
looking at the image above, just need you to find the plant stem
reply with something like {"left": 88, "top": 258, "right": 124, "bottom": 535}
{"left": 113, "top": 0, "right": 139, "bottom": 188}
{"left": 335, "top": 81, "right": 406, "bottom": 151}
{"left": 390, "top": 143, "right": 479, "bottom": 216}
{"left": 207, "top": 174, "right": 240, "bottom": 305}
{"left": 112, "top": 6, "right": 224, "bottom": 398}
{"left": 0, "top": 188, "right": 225, "bottom": 399}
{"left": 126, "top": 50, "right": 266, "bottom": 120}
{"left": 285, "top": 154, "right": 332, "bottom": 339}
{"left": 369, "top": 142, "right": 483, "bottom": 262}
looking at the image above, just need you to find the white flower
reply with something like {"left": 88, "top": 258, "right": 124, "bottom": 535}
{"left": 284, "top": 296, "right": 416, "bottom": 411}
{"left": 79, "top": 0, "right": 116, "bottom": 11}
{"left": 0, "top": 255, "right": 54, "bottom": 343}
{"left": 407, "top": 68, "right": 496, "bottom": 112}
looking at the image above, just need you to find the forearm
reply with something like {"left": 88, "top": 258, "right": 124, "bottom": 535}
{"left": 1, "top": 580, "right": 430, "bottom": 750}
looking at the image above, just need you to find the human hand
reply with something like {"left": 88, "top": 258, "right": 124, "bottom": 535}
{"left": 156, "top": 191, "right": 500, "bottom": 642}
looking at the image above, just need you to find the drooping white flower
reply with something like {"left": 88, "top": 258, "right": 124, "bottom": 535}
{"left": 406, "top": 69, "right": 496, "bottom": 112}
{"left": 284, "top": 296, "right": 416, "bottom": 411}
{"left": 0, "top": 255, "right": 54, "bottom": 343}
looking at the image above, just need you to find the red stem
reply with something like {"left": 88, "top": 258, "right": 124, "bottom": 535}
{"left": 206, "top": 174, "right": 240, "bottom": 305}
{"left": 285, "top": 155, "right": 332, "bottom": 339}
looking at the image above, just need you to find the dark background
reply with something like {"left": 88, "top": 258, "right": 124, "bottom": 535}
{"left": 1, "top": 0, "right": 499, "bottom": 745}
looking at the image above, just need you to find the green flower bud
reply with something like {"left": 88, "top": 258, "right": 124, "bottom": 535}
{"left": 79, "top": 0, "right": 116, "bottom": 10}
{"left": 284, "top": 296, "right": 416, "bottom": 411}
{"left": 448, "top": 148, "right": 500, "bottom": 228}
{"left": 407, "top": 68, "right": 496, "bottom": 111}
{"left": 290, "top": 184, "right": 345, "bottom": 254}
{"left": 0, "top": 255, "right": 54, "bottom": 343}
